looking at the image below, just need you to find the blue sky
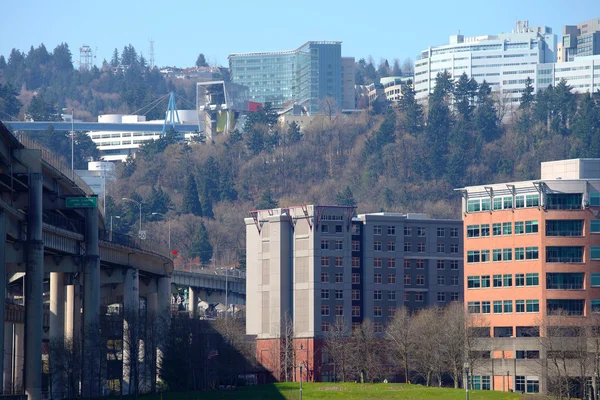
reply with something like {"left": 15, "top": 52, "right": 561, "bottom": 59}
{"left": 1, "top": 0, "right": 598, "bottom": 68}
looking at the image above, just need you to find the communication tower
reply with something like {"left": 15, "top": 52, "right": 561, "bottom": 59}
{"left": 79, "top": 45, "right": 95, "bottom": 71}
{"left": 149, "top": 39, "right": 155, "bottom": 69}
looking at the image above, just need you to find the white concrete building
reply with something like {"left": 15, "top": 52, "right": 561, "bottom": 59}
{"left": 538, "top": 55, "right": 600, "bottom": 93}
{"left": 414, "top": 21, "right": 556, "bottom": 104}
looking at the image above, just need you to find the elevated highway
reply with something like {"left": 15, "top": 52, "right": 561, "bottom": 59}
{"left": 3, "top": 121, "right": 200, "bottom": 133}
{"left": 171, "top": 269, "right": 246, "bottom": 312}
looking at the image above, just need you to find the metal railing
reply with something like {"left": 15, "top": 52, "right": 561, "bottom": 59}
{"left": 43, "top": 212, "right": 84, "bottom": 234}
{"left": 99, "top": 229, "right": 171, "bottom": 259}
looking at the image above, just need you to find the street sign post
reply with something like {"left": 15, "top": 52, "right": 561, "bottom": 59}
{"left": 66, "top": 197, "right": 98, "bottom": 209}
{"left": 138, "top": 230, "right": 147, "bottom": 240}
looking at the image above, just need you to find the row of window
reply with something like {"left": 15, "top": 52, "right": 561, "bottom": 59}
{"left": 467, "top": 273, "right": 539, "bottom": 289}
{"left": 467, "top": 247, "right": 538, "bottom": 263}
{"left": 468, "top": 299, "right": 540, "bottom": 314}
{"left": 320, "top": 257, "right": 461, "bottom": 269}
{"left": 466, "top": 221, "right": 538, "bottom": 238}
{"left": 467, "top": 194, "right": 540, "bottom": 212}
{"left": 321, "top": 240, "right": 460, "bottom": 253}
{"left": 374, "top": 226, "right": 460, "bottom": 238}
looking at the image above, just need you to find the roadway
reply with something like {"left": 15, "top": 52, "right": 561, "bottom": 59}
{"left": 3, "top": 121, "right": 201, "bottom": 133}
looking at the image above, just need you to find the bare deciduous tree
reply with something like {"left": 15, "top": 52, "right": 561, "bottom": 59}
{"left": 385, "top": 307, "right": 416, "bottom": 383}
{"left": 324, "top": 317, "right": 352, "bottom": 382}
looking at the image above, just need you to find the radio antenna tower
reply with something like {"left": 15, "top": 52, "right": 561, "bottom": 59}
{"left": 79, "top": 45, "right": 94, "bottom": 71}
{"left": 149, "top": 39, "right": 155, "bottom": 69}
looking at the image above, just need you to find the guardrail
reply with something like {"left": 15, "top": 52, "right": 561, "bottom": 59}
{"left": 43, "top": 212, "right": 84, "bottom": 235}
{"left": 99, "top": 229, "right": 171, "bottom": 259}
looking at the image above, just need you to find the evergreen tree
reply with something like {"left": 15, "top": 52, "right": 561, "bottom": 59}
{"left": 73, "top": 132, "right": 100, "bottom": 169}
{"left": 200, "top": 185, "right": 214, "bottom": 219}
{"left": 453, "top": 73, "right": 478, "bottom": 121}
{"left": 120, "top": 153, "right": 137, "bottom": 178}
{"left": 195, "top": 53, "right": 208, "bottom": 67}
{"left": 398, "top": 81, "right": 423, "bottom": 135}
{"left": 181, "top": 174, "right": 202, "bottom": 216}
{"left": 392, "top": 59, "right": 402, "bottom": 76}
{"left": 27, "top": 92, "right": 60, "bottom": 121}
{"left": 335, "top": 186, "right": 357, "bottom": 207}
{"left": 146, "top": 186, "right": 171, "bottom": 220}
{"left": 0, "top": 55, "right": 6, "bottom": 69}
{"left": 256, "top": 189, "right": 278, "bottom": 209}
{"left": 0, "top": 83, "right": 22, "bottom": 118}
{"left": 519, "top": 77, "right": 535, "bottom": 111}
{"left": 189, "top": 222, "right": 212, "bottom": 264}
{"left": 218, "top": 167, "right": 238, "bottom": 201}
{"left": 572, "top": 94, "right": 600, "bottom": 156}
{"left": 474, "top": 80, "right": 499, "bottom": 141}
{"left": 425, "top": 71, "right": 454, "bottom": 179}
{"left": 284, "top": 121, "right": 302, "bottom": 144}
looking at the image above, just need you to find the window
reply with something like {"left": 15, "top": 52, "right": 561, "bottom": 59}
{"left": 546, "top": 273, "right": 583, "bottom": 290}
{"left": 321, "top": 240, "right": 329, "bottom": 250}
{"left": 374, "top": 306, "right": 382, "bottom": 317}
{"left": 388, "top": 274, "right": 396, "bottom": 284}
{"left": 388, "top": 306, "right": 396, "bottom": 316}
{"left": 321, "top": 256, "right": 329, "bottom": 267}
{"left": 592, "top": 273, "right": 600, "bottom": 287}
{"left": 525, "top": 220, "right": 538, "bottom": 234}
{"left": 592, "top": 246, "right": 600, "bottom": 260}
{"left": 526, "top": 300, "right": 539, "bottom": 313}
{"left": 467, "top": 250, "right": 480, "bottom": 263}
{"left": 417, "top": 227, "right": 426, "bottom": 237}
{"left": 451, "top": 260, "right": 459, "bottom": 270}
{"left": 437, "top": 275, "right": 446, "bottom": 285}
{"left": 503, "top": 248, "right": 512, "bottom": 261}
{"left": 481, "top": 275, "right": 490, "bottom": 288}
{"left": 591, "top": 193, "right": 600, "bottom": 206}
{"left": 515, "top": 221, "right": 524, "bottom": 234}
{"left": 515, "top": 247, "right": 525, "bottom": 260}
{"left": 404, "top": 274, "right": 411, "bottom": 285}
{"left": 321, "top": 225, "right": 329, "bottom": 233}
{"left": 592, "top": 220, "right": 600, "bottom": 233}
{"left": 546, "top": 219, "right": 584, "bottom": 236}
{"left": 335, "top": 225, "right": 343, "bottom": 233}
{"left": 388, "top": 258, "right": 396, "bottom": 268}
{"left": 546, "top": 246, "right": 583, "bottom": 263}
{"left": 592, "top": 300, "right": 600, "bottom": 313}
{"left": 374, "top": 274, "right": 382, "bottom": 284}
{"left": 335, "top": 273, "right": 343, "bottom": 283}
{"left": 547, "top": 299, "right": 584, "bottom": 316}
{"left": 373, "top": 225, "right": 382, "bottom": 235}
{"left": 416, "top": 275, "right": 425, "bottom": 285}
{"left": 526, "top": 377, "right": 539, "bottom": 393}
{"left": 526, "top": 273, "right": 539, "bottom": 286}
{"left": 437, "top": 228, "right": 445, "bottom": 237}
{"left": 437, "top": 260, "right": 445, "bottom": 270}
{"left": 321, "top": 273, "right": 329, "bottom": 283}
{"left": 503, "top": 222, "right": 512, "bottom": 235}
{"left": 504, "top": 197, "right": 513, "bottom": 210}
{"left": 492, "top": 223, "right": 502, "bottom": 236}
{"left": 526, "top": 194, "right": 540, "bottom": 208}
{"left": 335, "top": 257, "right": 343, "bottom": 267}
{"left": 321, "top": 305, "right": 330, "bottom": 316}
{"left": 493, "top": 249, "right": 502, "bottom": 261}
{"left": 374, "top": 322, "right": 383, "bottom": 333}
{"left": 546, "top": 193, "right": 582, "bottom": 210}
{"left": 335, "top": 240, "right": 343, "bottom": 250}
{"left": 404, "top": 226, "right": 412, "bottom": 236}
{"left": 437, "top": 243, "right": 445, "bottom": 253}
{"left": 504, "top": 274, "right": 512, "bottom": 287}
{"left": 352, "top": 240, "right": 360, "bottom": 251}
{"left": 450, "top": 228, "right": 459, "bottom": 238}
{"left": 415, "top": 292, "right": 423, "bottom": 302}
{"left": 438, "top": 292, "right": 446, "bottom": 302}
{"left": 373, "top": 258, "right": 382, "bottom": 268}
{"left": 451, "top": 276, "right": 459, "bottom": 286}
{"left": 481, "top": 224, "right": 490, "bottom": 237}
{"left": 335, "top": 305, "right": 343, "bottom": 316}
{"left": 515, "top": 195, "right": 525, "bottom": 208}
{"left": 493, "top": 275, "right": 502, "bottom": 287}
{"left": 388, "top": 242, "right": 396, "bottom": 251}
{"left": 404, "top": 259, "right": 410, "bottom": 269}
{"left": 352, "top": 290, "right": 360, "bottom": 300}
{"left": 526, "top": 247, "right": 539, "bottom": 260}
{"left": 516, "top": 300, "right": 525, "bottom": 313}
{"left": 404, "top": 242, "right": 412, "bottom": 252}
{"left": 374, "top": 241, "right": 382, "bottom": 251}
{"left": 493, "top": 300, "right": 503, "bottom": 313}
{"left": 352, "top": 257, "right": 360, "bottom": 267}
{"left": 504, "top": 300, "right": 513, "bottom": 313}
{"left": 481, "top": 250, "right": 490, "bottom": 262}
{"left": 450, "top": 244, "right": 459, "bottom": 254}
{"left": 417, "top": 243, "right": 425, "bottom": 253}
{"left": 352, "top": 224, "right": 360, "bottom": 234}
{"left": 352, "top": 306, "right": 360, "bottom": 317}
{"left": 335, "top": 290, "right": 343, "bottom": 299}
{"left": 321, "top": 322, "right": 330, "bottom": 332}
{"left": 493, "top": 197, "right": 502, "bottom": 210}
{"left": 451, "top": 292, "right": 460, "bottom": 301}
{"left": 416, "top": 259, "right": 424, "bottom": 269}
{"left": 388, "top": 226, "right": 396, "bottom": 235}
{"left": 482, "top": 301, "right": 491, "bottom": 314}
{"left": 321, "top": 289, "right": 329, "bottom": 299}
{"left": 468, "top": 301, "right": 481, "bottom": 313}
{"left": 468, "top": 276, "right": 481, "bottom": 289}
{"left": 468, "top": 199, "right": 481, "bottom": 212}
{"left": 515, "top": 274, "right": 525, "bottom": 286}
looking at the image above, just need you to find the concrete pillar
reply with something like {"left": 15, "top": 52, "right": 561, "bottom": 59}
{"left": 3, "top": 323, "right": 12, "bottom": 394}
{"left": 64, "top": 283, "right": 74, "bottom": 343}
{"left": 82, "top": 205, "right": 100, "bottom": 398}
{"left": 146, "top": 291, "right": 157, "bottom": 393}
{"left": 189, "top": 286, "right": 197, "bottom": 318}
{"left": 123, "top": 268, "right": 139, "bottom": 395}
{"left": 0, "top": 210, "right": 6, "bottom": 395}
{"left": 156, "top": 277, "right": 171, "bottom": 385}
{"left": 25, "top": 172, "right": 43, "bottom": 400}
{"left": 14, "top": 323, "right": 24, "bottom": 394}
{"left": 49, "top": 272, "right": 65, "bottom": 398}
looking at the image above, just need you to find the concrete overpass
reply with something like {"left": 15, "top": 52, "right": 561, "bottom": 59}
{"left": 0, "top": 122, "right": 173, "bottom": 399}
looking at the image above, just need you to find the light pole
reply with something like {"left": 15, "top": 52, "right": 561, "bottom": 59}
{"left": 464, "top": 362, "right": 470, "bottom": 400}
{"left": 110, "top": 215, "right": 120, "bottom": 241}
{"left": 299, "top": 361, "right": 303, "bottom": 400}
{"left": 122, "top": 197, "right": 142, "bottom": 233}
{"left": 151, "top": 212, "right": 171, "bottom": 249}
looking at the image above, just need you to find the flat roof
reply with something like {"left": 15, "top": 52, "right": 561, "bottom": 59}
{"left": 229, "top": 41, "right": 342, "bottom": 58}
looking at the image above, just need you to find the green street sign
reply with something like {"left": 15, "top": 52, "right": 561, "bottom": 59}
{"left": 66, "top": 197, "right": 98, "bottom": 209}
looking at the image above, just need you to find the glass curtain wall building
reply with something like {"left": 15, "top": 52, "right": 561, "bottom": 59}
{"left": 229, "top": 41, "right": 342, "bottom": 114}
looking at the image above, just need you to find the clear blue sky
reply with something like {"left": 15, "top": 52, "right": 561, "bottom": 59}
{"left": 1, "top": 0, "right": 598, "bottom": 68}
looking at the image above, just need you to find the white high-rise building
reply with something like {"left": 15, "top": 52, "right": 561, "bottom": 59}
{"left": 414, "top": 21, "right": 556, "bottom": 105}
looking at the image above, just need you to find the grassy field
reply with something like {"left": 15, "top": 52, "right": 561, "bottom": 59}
{"left": 149, "top": 383, "right": 544, "bottom": 400}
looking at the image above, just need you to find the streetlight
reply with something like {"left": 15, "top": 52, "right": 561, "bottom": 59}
{"left": 122, "top": 198, "right": 142, "bottom": 233}
{"left": 110, "top": 215, "right": 120, "bottom": 241}
{"left": 464, "top": 362, "right": 470, "bottom": 400}
{"left": 62, "top": 108, "right": 74, "bottom": 173}
{"left": 152, "top": 212, "right": 171, "bottom": 249}
{"left": 299, "top": 361, "right": 304, "bottom": 400}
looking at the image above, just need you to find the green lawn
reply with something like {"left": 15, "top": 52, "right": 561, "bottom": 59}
{"left": 150, "top": 383, "right": 544, "bottom": 400}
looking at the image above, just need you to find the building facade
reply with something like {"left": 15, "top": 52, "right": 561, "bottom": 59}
{"left": 561, "top": 18, "right": 600, "bottom": 62}
{"left": 457, "top": 159, "right": 600, "bottom": 395}
{"left": 245, "top": 205, "right": 463, "bottom": 382}
{"left": 229, "top": 42, "right": 352, "bottom": 114}
{"left": 414, "top": 21, "right": 556, "bottom": 104}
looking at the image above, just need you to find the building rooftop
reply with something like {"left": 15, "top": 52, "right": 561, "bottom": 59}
{"left": 228, "top": 41, "right": 342, "bottom": 58}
